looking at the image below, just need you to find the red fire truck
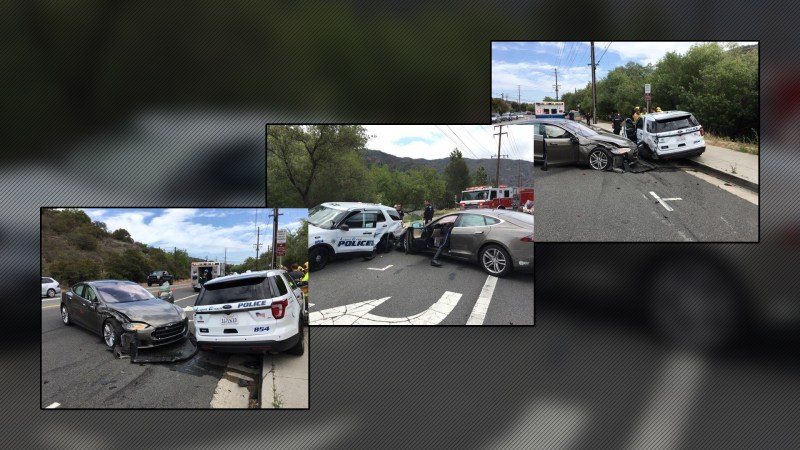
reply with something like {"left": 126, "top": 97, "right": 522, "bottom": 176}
{"left": 458, "top": 185, "right": 534, "bottom": 210}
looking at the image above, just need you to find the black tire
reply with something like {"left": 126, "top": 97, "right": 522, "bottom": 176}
{"left": 479, "top": 244, "right": 513, "bottom": 277}
{"left": 378, "top": 234, "right": 391, "bottom": 253}
{"left": 404, "top": 232, "right": 418, "bottom": 254}
{"left": 286, "top": 321, "right": 305, "bottom": 356}
{"left": 587, "top": 148, "right": 611, "bottom": 170}
{"left": 47, "top": 288, "right": 56, "bottom": 298}
{"left": 640, "top": 143, "right": 653, "bottom": 159}
{"left": 147, "top": 281, "right": 152, "bottom": 286}
{"left": 102, "top": 320, "right": 123, "bottom": 350}
{"left": 309, "top": 247, "right": 330, "bottom": 272}
{"left": 60, "top": 304, "right": 72, "bottom": 326}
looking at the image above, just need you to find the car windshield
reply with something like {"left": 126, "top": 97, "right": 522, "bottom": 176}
{"left": 564, "top": 122, "right": 600, "bottom": 137}
{"left": 96, "top": 283, "right": 154, "bottom": 303}
{"left": 196, "top": 276, "right": 271, "bottom": 306}
{"left": 655, "top": 115, "right": 699, "bottom": 133}
{"left": 308, "top": 205, "right": 349, "bottom": 229}
{"left": 462, "top": 190, "right": 489, "bottom": 201}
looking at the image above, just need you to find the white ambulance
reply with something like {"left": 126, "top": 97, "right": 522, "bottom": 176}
{"left": 191, "top": 261, "right": 224, "bottom": 292}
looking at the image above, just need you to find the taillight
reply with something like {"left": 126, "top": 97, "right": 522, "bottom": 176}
{"left": 520, "top": 235, "right": 534, "bottom": 242}
{"left": 271, "top": 299, "right": 289, "bottom": 319}
{"left": 699, "top": 126, "right": 704, "bottom": 136}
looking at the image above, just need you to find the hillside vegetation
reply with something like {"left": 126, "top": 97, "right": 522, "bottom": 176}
{"left": 42, "top": 209, "right": 194, "bottom": 286}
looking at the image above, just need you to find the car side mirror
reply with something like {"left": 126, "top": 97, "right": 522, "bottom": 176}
{"left": 570, "top": 136, "right": 579, "bottom": 144}
{"left": 338, "top": 224, "right": 350, "bottom": 231}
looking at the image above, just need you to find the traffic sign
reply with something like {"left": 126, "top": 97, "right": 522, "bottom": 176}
{"left": 645, "top": 84, "right": 651, "bottom": 94}
{"left": 645, "top": 93, "right": 651, "bottom": 102}
{"left": 276, "top": 229, "right": 287, "bottom": 244}
{"left": 275, "top": 243, "right": 286, "bottom": 256}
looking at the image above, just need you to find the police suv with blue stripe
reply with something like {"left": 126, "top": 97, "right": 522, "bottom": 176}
{"left": 307, "top": 202, "right": 404, "bottom": 271}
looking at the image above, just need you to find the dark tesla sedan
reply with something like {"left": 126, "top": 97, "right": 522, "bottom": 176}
{"left": 60, "top": 280, "right": 188, "bottom": 350}
{"left": 404, "top": 210, "right": 534, "bottom": 277}
{"left": 524, "top": 118, "right": 638, "bottom": 170}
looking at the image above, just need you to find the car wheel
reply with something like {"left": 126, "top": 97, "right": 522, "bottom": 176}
{"left": 640, "top": 143, "right": 653, "bottom": 159}
{"left": 103, "top": 320, "right": 123, "bottom": 350}
{"left": 286, "top": 320, "right": 305, "bottom": 356}
{"left": 61, "top": 304, "right": 72, "bottom": 326}
{"left": 47, "top": 288, "right": 56, "bottom": 298}
{"left": 404, "top": 232, "right": 417, "bottom": 254}
{"left": 378, "top": 234, "right": 391, "bottom": 253}
{"left": 479, "top": 244, "right": 513, "bottom": 277}
{"left": 309, "top": 247, "right": 329, "bottom": 272}
{"left": 588, "top": 148, "right": 611, "bottom": 170}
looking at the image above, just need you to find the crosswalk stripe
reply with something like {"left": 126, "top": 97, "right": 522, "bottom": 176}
{"left": 466, "top": 275, "right": 498, "bottom": 325}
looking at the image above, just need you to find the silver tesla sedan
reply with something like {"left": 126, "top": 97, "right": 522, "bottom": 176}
{"left": 404, "top": 209, "right": 534, "bottom": 277}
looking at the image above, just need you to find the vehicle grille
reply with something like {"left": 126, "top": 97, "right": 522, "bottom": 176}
{"left": 152, "top": 321, "right": 186, "bottom": 340}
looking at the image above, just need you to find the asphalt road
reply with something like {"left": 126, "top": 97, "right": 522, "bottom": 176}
{"left": 309, "top": 248, "right": 533, "bottom": 325}
{"left": 41, "top": 284, "right": 252, "bottom": 408}
{"left": 534, "top": 162, "right": 758, "bottom": 241}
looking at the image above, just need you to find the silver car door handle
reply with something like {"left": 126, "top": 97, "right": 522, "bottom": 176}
{"left": 474, "top": 231, "right": 484, "bottom": 234}
{"left": 363, "top": 232, "right": 372, "bottom": 235}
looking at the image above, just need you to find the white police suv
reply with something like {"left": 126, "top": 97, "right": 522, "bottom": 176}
{"left": 636, "top": 110, "right": 706, "bottom": 160}
{"left": 192, "top": 270, "right": 305, "bottom": 355}
{"left": 307, "top": 202, "right": 404, "bottom": 271}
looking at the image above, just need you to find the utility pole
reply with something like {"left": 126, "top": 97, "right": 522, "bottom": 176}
{"left": 493, "top": 125, "right": 507, "bottom": 187}
{"left": 590, "top": 41, "right": 597, "bottom": 125}
{"left": 254, "top": 226, "right": 262, "bottom": 270}
{"left": 553, "top": 68, "right": 561, "bottom": 101}
{"left": 269, "top": 208, "right": 282, "bottom": 270}
{"left": 518, "top": 85, "right": 521, "bottom": 109}
{"left": 223, "top": 248, "right": 227, "bottom": 275}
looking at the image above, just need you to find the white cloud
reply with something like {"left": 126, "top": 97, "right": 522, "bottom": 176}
{"left": 365, "top": 125, "right": 533, "bottom": 162}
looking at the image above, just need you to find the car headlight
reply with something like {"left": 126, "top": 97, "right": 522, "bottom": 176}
{"left": 176, "top": 305, "right": 187, "bottom": 320}
{"left": 122, "top": 322, "right": 150, "bottom": 331}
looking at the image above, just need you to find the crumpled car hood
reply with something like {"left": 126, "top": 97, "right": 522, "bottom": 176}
{"left": 106, "top": 299, "right": 182, "bottom": 326}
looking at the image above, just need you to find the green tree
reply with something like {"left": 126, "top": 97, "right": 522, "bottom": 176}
{"left": 111, "top": 228, "right": 134, "bottom": 243}
{"left": 51, "top": 259, "right": 101, "bottom": 286}
{"left": 473, "top": 165, "right": 489, "bottom": 186}
{"left": 267, "top": 125, "right": 372, "bottom": 207}
{"left": 445, "top": 149, "right": 470, "bottom": 208}
{"left": 491, "top": 97, "right": 511, "bottom": 113}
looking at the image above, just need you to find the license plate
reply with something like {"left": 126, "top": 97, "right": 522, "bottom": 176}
{"left": 220, "top": 316, "right": 238, "bottom": 325}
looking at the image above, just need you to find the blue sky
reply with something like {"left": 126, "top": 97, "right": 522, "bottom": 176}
{"left": 82, "top": 208, "right": 307, "bottom": 265}
{"left": 364, "top": 125, "right": 533, "bottom": 162}
{"left": 492, "top": 41, "right": 758, "bottom": 104}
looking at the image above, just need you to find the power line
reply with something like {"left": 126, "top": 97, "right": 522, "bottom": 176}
{"left": 597, "top": 41, "right": 612, "bottom": 65}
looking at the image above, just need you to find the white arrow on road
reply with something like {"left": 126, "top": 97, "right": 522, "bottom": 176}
{"left": 309, "top": 292, "right": 463, "bottom": 325}
{"left": 367, "top": 265, "right": 394, "bottom": 271}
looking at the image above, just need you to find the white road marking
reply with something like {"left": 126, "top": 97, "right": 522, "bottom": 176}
{"left": 625, "top": 351, "right": 708, "bottom": 450}
{"left": 466, "top": 275, "right": 498, "bottom": 325}
{"left": 650, "top": 191, "right": 682, "bottom": 212}
{"left": 45, "top": 402, "right": 60, "bottom": 409}
{"left": 310, "top": 292, "right": 462, "bottom": 325}
{"left": 175, "top": 294, "right": 198, "bottom": 303}
{"left": 367, "top": 265, "right": 394, "bottom": 271}
{"left": 308, "top": 303, "right": 315, "bottom": 308}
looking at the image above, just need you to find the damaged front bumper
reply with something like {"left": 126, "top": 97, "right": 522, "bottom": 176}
{"left": 611, "top": 147, "right": 655, "bottom": 173}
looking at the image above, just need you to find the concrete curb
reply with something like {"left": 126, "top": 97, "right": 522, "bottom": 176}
{"left": 682, "top": 158, "right": 759, "bottom": 192}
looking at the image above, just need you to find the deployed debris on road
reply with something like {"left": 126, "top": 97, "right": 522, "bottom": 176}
{"left": 611, "top": 153, "right": 656, "bottom": 173}
{"left": 112, "top": 332, "right": 198, "bottom": 364}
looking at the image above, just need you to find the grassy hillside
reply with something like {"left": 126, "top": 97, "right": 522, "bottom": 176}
{"left": 41, "top": 209, "right": 198, "bottom": 286}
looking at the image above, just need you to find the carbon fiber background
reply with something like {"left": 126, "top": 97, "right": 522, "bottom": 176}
{"left": 6, "top": 1, "right": 799, "bottom": 448}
